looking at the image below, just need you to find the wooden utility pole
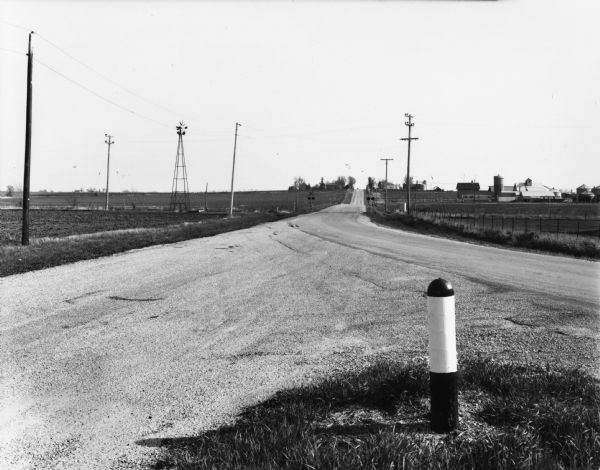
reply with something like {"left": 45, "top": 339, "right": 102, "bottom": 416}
{"left": 400, "top": 113, "right": 418, "bottom": 215}
{"left": 229, "top": 122, "right": 241, "bottom": 217}
{"left": 104, "top": 134, "right": 114, "bottom": 210}
{"left": 380, "top": 158, "right": 393, "bottom": 213}
{"left": 204, "top": 183, "right": 208, "bottom": 211}
{"left": 21, "top": 32, "right": 34, "bottom": 245}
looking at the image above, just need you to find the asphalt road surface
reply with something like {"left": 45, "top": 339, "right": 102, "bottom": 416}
{"left": 1, "top": 189, "right": 598, "bottom": 468}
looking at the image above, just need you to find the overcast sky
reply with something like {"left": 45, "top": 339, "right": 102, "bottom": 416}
{"left": 1, "top": 0, "right": 598, "bottom": 192}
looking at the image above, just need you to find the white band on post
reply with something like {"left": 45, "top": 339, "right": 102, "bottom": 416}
{"left": 427, "top": 277, "right": 459, "bottom": 433}
{"left": 428, "top": 296, "right": 457, "bottom": 373}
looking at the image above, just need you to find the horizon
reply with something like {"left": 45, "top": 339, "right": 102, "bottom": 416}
{"left": 1, "top": 1, "right": 598, "bottom": 194}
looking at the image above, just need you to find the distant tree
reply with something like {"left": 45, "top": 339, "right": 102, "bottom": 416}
{"left": 335, "top": 176, "right": 347, "bottom": 189}
{"left": 347, "top": 176, "right": 356, "bottom": 189}
{"left": 367, "top": 177, "right": 376, "bottom": 191}
{"left": 377, "top": 180, "right": 385, "bottom": 190}
{"left": 319, "top": 177, "right": 325, "bottom": 190}
{"left": 6, "top": 185, "right": 14, "bottom": 197}
{"left": 402, "top": 176, "right": 415, "bottom": 190}
{"left": 293, "top": 176, "right": 306, "bottom": 190}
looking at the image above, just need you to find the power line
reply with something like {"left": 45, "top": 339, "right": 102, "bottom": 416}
{"left": 34, "top": 32, "right": 187, "bottom": 120}
{"left": 0, "top": 20, "right": 31, "bottom": 33}
{"left": 2, "top": 20, "right": 189, "bottom": 121}
{"left": 0, "top": 47, "right": 25, "bottom": 56}
{"left": 34, "top": 58, "right": 171, "bottom": 129}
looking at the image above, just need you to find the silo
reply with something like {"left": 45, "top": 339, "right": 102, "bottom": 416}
{"left": 494, "top": 175, "right": 503, "bottom": 196}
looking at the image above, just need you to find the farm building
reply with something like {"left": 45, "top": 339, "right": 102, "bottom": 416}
{"left": 456, "top": 182, "right": 491, "bottom": 201}
{"left": 515, "top": 178, "right": 561, "bottom": 202}
{"left": 496, "top": 186, "right": 518, "bottom": 202}
{"left": 490, "top": 175, "right": 517, "bottom": 202}
{"left": 403, "top": 183, "right": 426, "bottom": 191}
{"left": 456, "top": 182, "right": 479, "bottom": 198}
{"left": 577, "top": 184, "right": 595, "bottom": 202}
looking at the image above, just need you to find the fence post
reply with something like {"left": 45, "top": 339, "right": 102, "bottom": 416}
{"left": 525, "top": 218, "right": 528, "bottom": 232}
{"left": 512, "top": 217, "right": 515, "bottom": 233}
{"left": 556, "top": 219, "right": 559, "bottom": 237}
{"left": 427, "top": 278, "right": 458, "bottom": 433}
{"left": 539, "top": 216, "right": 542, "bottom": 233}
{"left": 577, "top": 220, "right": 580, "bottom": 239}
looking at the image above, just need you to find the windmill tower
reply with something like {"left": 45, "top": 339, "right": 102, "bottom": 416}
{"left": 169, "top": 121, "right": 190, "bottom": 212}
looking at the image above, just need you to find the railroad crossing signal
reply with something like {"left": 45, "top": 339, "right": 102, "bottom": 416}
{"left": 308, "top": 191, "right": 315, "bottom": 209}
{"left": 366, "top": 194, "right": 376, "bottom": 212}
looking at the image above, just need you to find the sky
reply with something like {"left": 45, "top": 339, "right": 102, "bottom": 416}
{"left": 1, "top": 0, "right": 599, "bottom": 193}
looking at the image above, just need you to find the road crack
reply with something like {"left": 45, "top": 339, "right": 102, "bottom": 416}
{"left": 64, "top": 290, "right": 104, "bottom": 304}
{"left": 271, "top": 237, "right": 307, "bottom": 254}
{"left": 109, "top": 296, "right": 164, "bottom": 302}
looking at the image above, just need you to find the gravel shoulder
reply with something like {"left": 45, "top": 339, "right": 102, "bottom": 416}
{"left": 1, "top": 192, "right": 598, "bottom": 468}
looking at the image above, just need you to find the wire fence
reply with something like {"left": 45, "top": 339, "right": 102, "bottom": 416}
{"left": 413, "top": 208, "right": 600, "bottom": 239}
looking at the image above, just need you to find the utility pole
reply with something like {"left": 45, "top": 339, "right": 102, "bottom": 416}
{"left": 380, "top": 158, "right": 393, "bottom": 213}
{"left": 229, "top": 122, "right": 241, "bottom": 217}
{"left": 400, "top": 113, "right": 418, "bottom": 215}
{"left": 204, "top": 183, "right": 208, "bottom": 211}
{"left": 104, "top": 134, "right": 114, "bottom": 210}
{"left": 21, "top": 31, "right": 34, "bottom": 245}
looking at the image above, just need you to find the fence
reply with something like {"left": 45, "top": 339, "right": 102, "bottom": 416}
{"left": 413, "top": 208, "right": 600, "bottom": 239}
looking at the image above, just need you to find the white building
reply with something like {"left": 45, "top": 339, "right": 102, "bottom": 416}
{"left": 516, "top": 178, "right": 561, "bottom": 201}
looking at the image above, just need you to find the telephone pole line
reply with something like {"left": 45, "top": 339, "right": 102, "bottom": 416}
{"left": 380, "top": 158, "right": 393, "bottom": 213}
{"left": 400, "top": 113, "right": 418, "bottom": 215}
{"left": 21, "top": 31, "right": 34, "bottom": 245}
{"left": 104, "top": 134, "right": 114, "bottom": 210}
{"left": 229, "top": 122, "right": 241, "bottom": 217}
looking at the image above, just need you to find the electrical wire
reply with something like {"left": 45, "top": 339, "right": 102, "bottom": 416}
{"left": 33, "top": 32, "right": 188, "bottom": 121}
{"left": 2, "top": 20, "right": 188, "bottom": 122}
{"left": 0, "top": 47, "right": 25, "bottom": 56}
{"left": 0, "top": 20, "right": 31, "bottom": 33}
{"left": 34, "top": 58, "right": 172, "bottom": 129}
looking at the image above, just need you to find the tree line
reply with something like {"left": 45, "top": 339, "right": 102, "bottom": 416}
{"left": 289, "top": 176, "right": 356, "bottom": 191}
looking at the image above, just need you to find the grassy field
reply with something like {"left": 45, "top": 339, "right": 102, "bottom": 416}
{"left": 0, "top": 189, "right": 346, "bottom": 212}
{"left": 150, "top": 356, "right": 599, "bottom": 470}
{"left": 374, "top": 191, "right": 600, "bottom": 219}
{"left": 0, "top": 190, "right": 349, "bottom": 276}
{"left": 369, "top": 211, "right": 600, "bottom": 258}
{"left": 0, "top": 190, "right": 347, "bottom": 245}
{"left": 0, "top": 210, "right": 221, "bottom": 243}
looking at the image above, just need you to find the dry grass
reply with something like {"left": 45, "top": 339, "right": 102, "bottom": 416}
{"left": 370, "top": 212, "right": 600, "bottom": 259}
{"left": 147, "top": 357, "right": 600, "bottom": 469}
{"left": 0, "top": 213, "right": 285, "bottom": 277}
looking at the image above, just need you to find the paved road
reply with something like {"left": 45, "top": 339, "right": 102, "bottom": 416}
{"left": 306, "top": 190, "right": 599, "bottom": 308}
{"left": 1, "top": 189, "right": 598, "bottom": 468}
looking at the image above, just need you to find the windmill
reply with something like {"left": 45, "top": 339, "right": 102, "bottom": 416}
{"left": 169, "top": 121, "right": 190, "bottom": 212}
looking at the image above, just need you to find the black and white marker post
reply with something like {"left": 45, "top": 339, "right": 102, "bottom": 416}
{"left": 427, "top": 278, "right": 458, "bottom": 433}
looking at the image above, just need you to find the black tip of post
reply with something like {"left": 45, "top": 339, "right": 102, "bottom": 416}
{"left": 427, "top": 278, "right": 454, "bottom": 297}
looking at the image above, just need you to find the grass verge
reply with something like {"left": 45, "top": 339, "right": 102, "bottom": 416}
{"left": 369, "top": 211, "right": 600, "bottom": 259}
{"left": 0, "top": 213, "right": 289, "bottom": 277}
{"left": 144, "top": 357, "right": 599, "bottom": 470}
